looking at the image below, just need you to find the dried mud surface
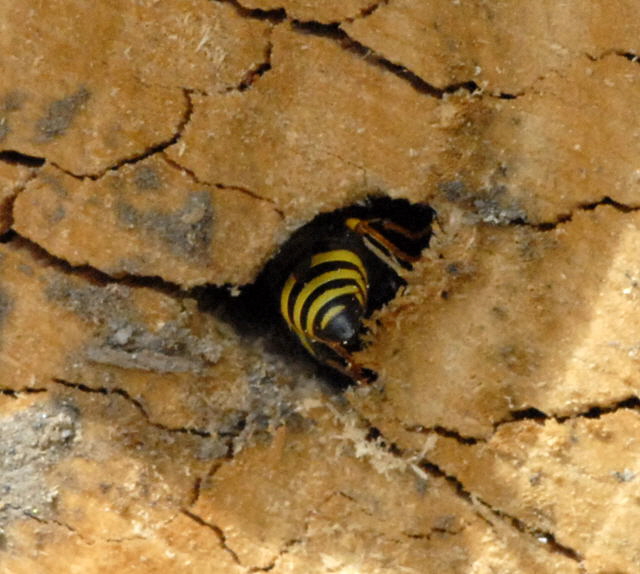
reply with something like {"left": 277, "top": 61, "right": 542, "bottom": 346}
{"left": 1, "top": 1, "right": 639, "bottom": 573}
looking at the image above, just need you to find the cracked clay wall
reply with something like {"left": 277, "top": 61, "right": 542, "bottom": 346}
{"left": 1, "top": 1, "right": 639, "bottom": 573}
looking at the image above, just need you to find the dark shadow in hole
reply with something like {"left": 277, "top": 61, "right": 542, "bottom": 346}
{"left": 507, "top": 407, "right": 549, "bottom": 422}
{"left": 196, "top": 280, "right": 356, "bottom": 392}
{"left": 0, "top": 150, "right": 45, "bottom": 167}
{"left": 0, "top": 230, "right": 17, "bottom": 244}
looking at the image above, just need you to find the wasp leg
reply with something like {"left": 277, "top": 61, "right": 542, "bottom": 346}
{"left": 349, "top": 219, "right": 420, "bottom": 265}
{"left": 322, "top": 340, "right": 375, "bottom": 385}
{"left": 377, "top": 219, "right": 432, "bottom": 241}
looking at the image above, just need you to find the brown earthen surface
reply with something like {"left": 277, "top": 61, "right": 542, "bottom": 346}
{"left": 1, "top": 1, "right": 639, "bottom": 573}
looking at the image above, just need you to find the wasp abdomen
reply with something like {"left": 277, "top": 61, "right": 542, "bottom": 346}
{"left": 280, "top": 248, "right": 369, "bottom": 359}
{"left": 268, "top": 196, "right": 435, "bottom": 385}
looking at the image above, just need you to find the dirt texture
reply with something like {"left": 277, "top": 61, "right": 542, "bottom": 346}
{"left": 1, "top": 1, "right": 639, "bottom": 573}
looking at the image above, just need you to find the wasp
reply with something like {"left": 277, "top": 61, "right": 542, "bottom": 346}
{"left": 267, "top": 196, "right": 435, "bottom": 385}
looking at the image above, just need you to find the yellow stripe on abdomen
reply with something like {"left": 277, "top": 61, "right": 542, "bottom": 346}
{"left": 306, "top": 284, "right": 362, "bottom": 336}
{"left": 280, "top": 274, "right": 297, "bottom": 328}
{"left": 311, "top": 249, "right": 368, "bottom": 283}
{"left": 318, "top": 303, "right": 346, "bottom": 331}
{"left": 292, "top": 267, "right": 365, "bottom": 333}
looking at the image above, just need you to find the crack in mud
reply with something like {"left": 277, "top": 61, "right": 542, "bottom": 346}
{"left": 0, "top": 387, "right": 48, "bottom": 397}
{"left": 247, "top": 537, "right": 303, "bottom": 572}
{"left": 289, "top": 19, "right": 477, "bottom": 99}
{"left": 440, "top": 169, "right": 640, "bottom": 231}
{"left": 6, "top": 232, "right": 190, "bottom": 300}
{"left": 400, "top": 394, "right": 640, "bottom": 447}
{"left": 51, "top": 375, "right": 251, "bottom": 476}
{"left": 233, "top": 0, "right": 392, "bottom": 25}
{"left": 394, "top": 394, "right": 638, "bottom": 566}
{"left": 352, "top": 0, "right": 391, "bottom": 21}
{"left": 402, "top": 524, "right": 466, "bottom": 540}
{"left": 526, "top": 196, "right": 640, "bottom": 231}
{"left": 6, "top": 161, "right": 282, "bottom": 283}
{"left": 498, "top": 394, "right": 640, "bottom": 429}
{"left": 53, "top": 378, "right": 212, "bottom": 438}
{"left": 403, "top": 422, "right": 484, "bottom": 445}
{"left": 181, "top": 509, "right": 243, "bottom": 566}
{"left": 20, "top": 507, "right": 94, "bottom": 546}
{"left": 161, "top": 153, "right": 284, "bottom": 216}
{"left": 49, "top": 88, "right": 194, "bottom": 181}
{"left": 0, "top": 152, "right": 42, "bottom": 232}
{"left": 0, "top": 150, "right": 45, "bottom": 168}
{"left": 27, "top": 511, "right": 194, "bottom": 548}
{"left": 187, "top": 451, "right": 241, "bottom": 510}
{"left": 586, "top": 48, "right": 640, "bottom": 65}
{"left": 417, "top": 458, "right": 584, "bottom": 563}
{"left": 481, "top": 504, "right": 584, "bottom": 564}
{"left": 187, "top": 476, "right": 204, "bottom": 508}
{"left": 226, "top": 2, "right": 482, "bottom": 99}
{"left": 617, "top": 50, "right": 640, "bottom": 66}
{"left": 224, "top": 0, "right": 286, "bottom": 24}
{"left": 346, "top": 412, "right": 585, "bottom": 564}
{"left": 234, "top": 40, "right": 274, "bottom": 92}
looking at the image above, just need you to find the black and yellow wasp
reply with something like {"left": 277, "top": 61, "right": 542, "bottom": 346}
{"left": 265, "top": 196, "right": 435, "bottom": 385}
